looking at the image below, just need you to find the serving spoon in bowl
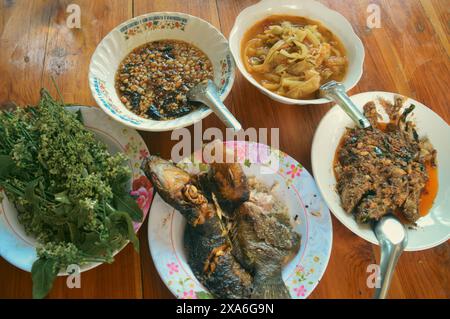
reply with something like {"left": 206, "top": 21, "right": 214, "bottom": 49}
{"left": 320, "top": 81, "right": 408, "bottom": 299}
{"left": 188, "top": 80, "right": 242, "bottom": 131}
{"left": 320, "top": 81, "right": 371, "bottom": 129}
{"left": 372, "top": 214, "right": 408, "bottom": 299}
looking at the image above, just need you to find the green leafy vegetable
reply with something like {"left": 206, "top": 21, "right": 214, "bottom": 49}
{"left": 0, "top": 155, "right": 15, "bottom": 178}
{"left": 114, "top": 193, "right": 143, "bottom": 222}
{"left": 0, "top": 90, "right": 144, "bottom": 298}
{"left": 109, "top": 211, "right": 140, "bottom": 251}
{"left": 31, "top": 258, "right": 59, "bottom": 299}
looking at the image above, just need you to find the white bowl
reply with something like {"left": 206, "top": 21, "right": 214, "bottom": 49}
{"left": 229, "top": 0, "right": 365, "bottom": 105}
{"left": 311, "top": 92, "right": 450, "bottom": 251}
{"left": 89, "top": 12, "right": 235, "bottom": 131}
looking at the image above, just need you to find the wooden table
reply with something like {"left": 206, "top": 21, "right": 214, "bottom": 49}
{"left": 0, "top": 0, "right": 448, "bottom": 299}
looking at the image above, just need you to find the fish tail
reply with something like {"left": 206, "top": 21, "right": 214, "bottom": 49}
{"left": 251, "top": 270, "right": 291, "bottom": 299}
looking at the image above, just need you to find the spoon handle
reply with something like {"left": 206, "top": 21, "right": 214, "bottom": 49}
{"left": 203, "top": 88, "right": 242, "bottom": 131}
{"left": 374, "top": 239, "right": 405, "bottom": 299}
{"left": 320, "top": 81, "right": 371, "bottom": 129}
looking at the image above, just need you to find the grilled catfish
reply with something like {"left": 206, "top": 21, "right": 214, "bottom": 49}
{"left": 231, "top": 179, "right": 301, "bottom": 299}
{"left": 143, "top": 155, "right": 300, "bottom": 299}
{"left": 184, "top": 220, "right": 252, "bottom": 298}
{"left": 143, "top": 156, "right": 253, "bottom": 298}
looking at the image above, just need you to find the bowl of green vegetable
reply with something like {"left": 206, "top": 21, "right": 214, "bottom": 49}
{"left": 0, "top": 90, "right": 153, "bottom": 298}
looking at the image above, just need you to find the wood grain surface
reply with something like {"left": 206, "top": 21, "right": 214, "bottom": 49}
{"left": 0, "top": 0, "right": 448, "bottom": 299}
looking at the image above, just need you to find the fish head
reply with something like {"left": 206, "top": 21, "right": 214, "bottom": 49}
{"left": 142, "top": 156, "right": 192, "bottom": 210}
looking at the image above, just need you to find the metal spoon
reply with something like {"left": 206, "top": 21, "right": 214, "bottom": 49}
{"left": 187, "top": 80, "right": 242, "bottom": 131}
{"left": 320, "top": 81, "right": 408, "bottom": 299}
{"left": 320, "top": 81, "right": 371, "bottom": 129}
{"left": 372, "top": 215, "right": 408, "bottom": 299}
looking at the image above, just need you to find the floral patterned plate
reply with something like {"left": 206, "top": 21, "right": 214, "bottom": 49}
{"left": 89, "top": 12, "right": 235, "bottom": 131}
{"left": 148, "top": 141, "right": 332, "bottom": 299}
{"left": 0, "top": 106, "right": 153, "bottom": 274}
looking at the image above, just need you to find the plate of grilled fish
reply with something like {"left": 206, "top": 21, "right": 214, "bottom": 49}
{"left": 144, "top": 141, "right": 332, "bottom": 299}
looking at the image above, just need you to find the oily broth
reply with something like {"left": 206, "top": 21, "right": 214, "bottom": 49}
{"left": 241, "top": 15, "right": 348, "bottom": 99}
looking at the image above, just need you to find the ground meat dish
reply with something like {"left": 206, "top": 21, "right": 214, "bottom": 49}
{"left": 116, "top": 40, "right": 213, "bottom": 120}
{"left": 334, "top": 96, "right": 437, "bottom": 224}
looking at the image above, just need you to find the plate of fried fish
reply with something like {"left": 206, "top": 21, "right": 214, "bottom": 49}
{"left": 144, "top": 141, "right": 332, "bottom": 299}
